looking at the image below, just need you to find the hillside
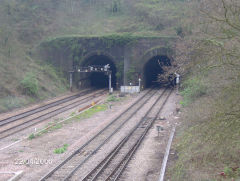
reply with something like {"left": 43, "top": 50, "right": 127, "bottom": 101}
{"left": 166, "top": 0, "right": 240, "bottom": 180}
{"left": 0, "top": 0, "right": 189, "bottom": 112}
{"left": 0, "top": 0, "right": 239, "bottom": 180}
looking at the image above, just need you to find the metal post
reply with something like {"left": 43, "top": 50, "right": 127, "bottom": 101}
{"left": 175, "top": 72, "right": 180, "bottom": 94}
{"left": 70, "top": 72, "right": 73, "bottom": 92}
{"left": 138, "top": 78, "right": 141, "bottom": 93}
{"left": 109, "top": 72, "right": 112, "bottom": 94}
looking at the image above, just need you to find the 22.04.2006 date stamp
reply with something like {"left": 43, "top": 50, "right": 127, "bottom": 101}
{"left": 14, "top": 158, "right": 52, "bottom": 165}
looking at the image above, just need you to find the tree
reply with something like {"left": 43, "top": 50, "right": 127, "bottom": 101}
{"left": 200, "top": 0, "right": 240, "bottom": 69}
{"left": 111, "top": 0, "right": 121, "bottom": 13}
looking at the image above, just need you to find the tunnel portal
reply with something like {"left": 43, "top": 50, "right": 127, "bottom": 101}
{"left": 82, "top": 55, "right": 117, "bottom": 88}
{"left": 144, "top": 55, "right": 171, "bottom": 88}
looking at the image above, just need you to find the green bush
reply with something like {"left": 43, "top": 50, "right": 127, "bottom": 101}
{"left": 126, "top": 66, "right": 136, "bottom": 83}
{"left": 28, "top": 133, "right": 35, "bottom": 140}
{"left": 0, "top": 96, "right": 24, "bottom": 112}
{"left": 224, "top": 167, "right": 234, "bottom": 177}
{"left": 116, "top": 62, "right": 124, "bottom": 81}
{"left": 175, "top": 26, "right": 184, "bottom": 37}
{"left": 42, "top": 64, "right": 58, "bottom": 80}
{"left": 20, "top": 72, "right": 38, "bottom": 96}
{"left": 41, "top": 63, "right": 68, "bottom": 91}
{"left": 54, "top": 144, "right": 68, "bottom": 154}
{"left": 237, "top": 168, "right": 240, "bottom": 177}
{"left": 180, "top": 77, "right": 206, "bottom": 106}
{"left": 107, "top": 95, "right": 120, "bottom": 102}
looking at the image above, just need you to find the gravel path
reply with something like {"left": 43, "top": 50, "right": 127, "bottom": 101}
{"left": 0, "top": 90, "right": 142, "bottom": 181}
{"left": 118, "top": 90, "right": 181, "bottom": 181}
{"left": 0, "top": 89, "right": 180, "bottom": 181}
{"left": 70, "top": 90, "right": 164, "bottom": 181}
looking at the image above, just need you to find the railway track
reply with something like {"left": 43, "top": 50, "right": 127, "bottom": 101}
{"left": 39, "top": 88, "right": 169, "bottom": 181}
{"left": 0, "top": 89, "right": 107, "bottom": 140}
{"left": 81, "top": 89, "right": 172, "bottom": 181}
{"left": 0, "top": 89, "right": 92, "bottom": 127}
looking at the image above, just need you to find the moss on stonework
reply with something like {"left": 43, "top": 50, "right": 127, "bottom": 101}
{"left": 38, "top": 35, "right": 176, "bottom": 68}
{"left": 98, "top": 34, "right": 139, "bottom": 48}
{"left": 40, "top": 34, "right": 176, "bottom": 52}
{"left": 116, "top": 61, "right": 124, "bottom": 83}
{"left": 126, "top": 66, "right": 137, "bottom": 83}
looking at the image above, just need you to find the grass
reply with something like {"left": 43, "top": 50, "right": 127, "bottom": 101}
{"left": 0, "top": 96, "right": 26, "bottom": 113}
{"left": 40, "top": 62, "right": 68, "bottom": 90}
{"left": 37, "top": 122, "right": 63, "bottom": 138}
{"left": 54, "top": 144, "right": 69, "bottom": 154}
{"left": 180, "top": 77, "right": 207, "bottom": 106}
{"left": 0, "top": 60, "right": 68, "bottom": 113}
{"left": 70, "top": 112, "right": 76, "bottom": 116}
{"left": 74, "top": 104, "right": 108, "bottom": 120}
{"left": 20, "top": 72, "right": 39, "bottom": 96}
{"left": 0, "top": 0, "right": 188, "bottom": 113}
{"left": 107, "top": 95, "right": 120, "bottom": 102}
{"left": 167, "top": 77, "right": 240, "bottom": 180}
{"left": 27, "top": 104, "right": 108, "bottom": 139}
{"left": 28, "top": 120, "right": 63, "bottom": 139}
{"left": 28, "top": 133, "right": 35, "bottom": 140}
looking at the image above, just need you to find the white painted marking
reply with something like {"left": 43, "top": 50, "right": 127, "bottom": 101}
{"left": 159, "top": 126, "right": 176, "bottom": 181}
{"left": 0, "top": 140, "right": 23, "bottom": 151}
{"left": 0, "top": 101, "right": 104, "bottom": 152}
{"left": 7, "top": 171, "right": 23, "bottom": 181}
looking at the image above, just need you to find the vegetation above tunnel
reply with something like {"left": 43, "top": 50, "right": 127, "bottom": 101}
{"left": 42, "top": 34, "right": 176, "bottom": 49}
{"left": 0, "top": 0, "right": 187, "bottom": 112}
{"left": 0, "top": 0, "right": 239, "bottom": 180}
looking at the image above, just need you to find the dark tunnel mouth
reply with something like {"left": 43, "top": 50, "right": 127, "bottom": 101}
{"left": 82, "top": 55, "right": 117, "bottom": 89}
{"left": 144, "top": 55, "right": 172, "bottom": 88}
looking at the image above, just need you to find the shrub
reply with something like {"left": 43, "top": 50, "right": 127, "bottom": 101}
{"left": 126, "top": 66, "right": 136, "bottom": 83}
{"left": 107, "top": 95, "right": 120, "bottom": 102}
{"left": 0, "top": 96, "right": 24, "bottom": 112}
{"left": 54, "top": 144, "right": 68, "bottom": 154}
{"left": 236, "top": 168, "right": 240, "bottom": 177}
{"left": 20, "top": 72, "right": 38, "bottom": 96}
{"left": 175, "top": 26, "right": 184, "bottom": 37}
{"left": 180, "top": 77, "right": 206, "bottom": 106}
{"left": 224, "top": 167, "right": 234, "bottom": 177}
{"left": 42, "top": 64, "right": 58, "bottom": 80}
{"left": 41, "top": 63, "right": 68, "bottom": 91}
{"left": 28, "top": 133, "right": 35, "bottom": 140}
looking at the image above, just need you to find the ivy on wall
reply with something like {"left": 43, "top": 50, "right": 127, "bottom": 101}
{"left": 98, "top": 34, "right": 139, "bottom": 48}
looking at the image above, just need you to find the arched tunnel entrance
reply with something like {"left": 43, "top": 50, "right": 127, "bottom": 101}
{"left": 144, "top": 55, "right": 172, "bottom": 88}
{"left": 82, "top": 55, "right": 117, "bottom": 88}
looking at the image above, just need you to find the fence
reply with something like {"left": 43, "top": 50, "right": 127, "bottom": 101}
{"left": 120, "top": 86, "right": 140, "bottom": 93}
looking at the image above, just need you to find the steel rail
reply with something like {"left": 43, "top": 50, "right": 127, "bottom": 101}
{"left": 81, "top": 89, "right": 170, "bottom": 181}
{"left": 0, "top": 90, "right": 107, "bottom": 140}
{"left": 111, "top": 90, "right": 172, "bottom": 181}
{"left": 0, "top": 89, "right": 93, "bottom": 127}
{"left": 63, "top": 89, "right": 159, "bottom": 181}
{"left": 39, "top": 88, "right": 156, "bottom": 181}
